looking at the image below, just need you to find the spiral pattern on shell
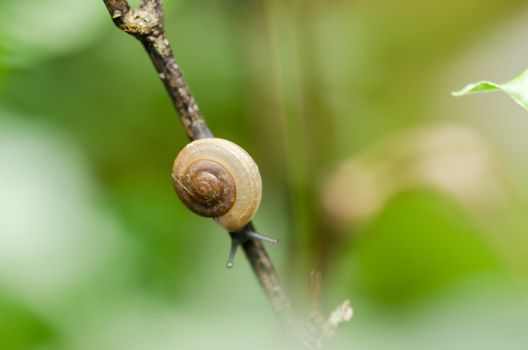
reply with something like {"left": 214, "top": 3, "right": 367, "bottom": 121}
{"left": 172, "top": 138, "right": 262, "bottom": 231}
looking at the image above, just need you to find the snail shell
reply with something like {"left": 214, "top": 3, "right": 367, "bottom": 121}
{"left": 171, "top": 138, "right": 262, "bottom": 231}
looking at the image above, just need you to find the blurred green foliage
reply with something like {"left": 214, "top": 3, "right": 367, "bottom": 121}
{"left": 350, "top": 190, "right": 505, "bottom": 306}
{"left": 2, "top": 0, "right": 528, "bottom": 349}
{"left": 0, "top": 294, "right": 56, "bottom": 349}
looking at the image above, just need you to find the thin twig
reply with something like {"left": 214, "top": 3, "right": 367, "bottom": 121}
{"left": 304, "top": 272, "right": 353, "bottom": 348}
{"left": 238, "top": 223, "right": 296, "bottom": 332}
{"left": 102, "top": 0, "right": 295, "bottom": 334}
{"left": 103, "top": 0, "right": 212, "bottom": 140}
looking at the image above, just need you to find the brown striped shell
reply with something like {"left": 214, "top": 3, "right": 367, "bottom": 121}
{"left": 172, "top": 138, "right": 262, "bottom": 231}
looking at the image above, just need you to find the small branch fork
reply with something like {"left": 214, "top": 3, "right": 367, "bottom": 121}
{"left": 102, "top": 0, "right": 351, "bottom": 347}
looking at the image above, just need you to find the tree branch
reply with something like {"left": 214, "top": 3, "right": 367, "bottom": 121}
{"left": 103, "top": 0, "right": 295, "bottom": 332}
{"left": 101, "top": 1, "right": 350, "bottom": 347}
{"left": 237, "top": 223, "right": 296, "bottom": 331}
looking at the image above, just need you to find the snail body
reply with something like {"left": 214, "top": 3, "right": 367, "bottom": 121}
{"left": 171, "top": 138, "right": 262, "bottom": 232}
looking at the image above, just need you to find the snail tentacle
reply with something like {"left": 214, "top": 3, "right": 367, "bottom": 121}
{"left": 247, "top": 230, "right": 279, "bottom": 244}
{"left": 226, "top": 236, "right": 239, "bottom": 269}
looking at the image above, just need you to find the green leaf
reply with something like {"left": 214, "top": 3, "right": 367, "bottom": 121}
{"left": 453, "top": 69, "right": 528, "bottom": 111}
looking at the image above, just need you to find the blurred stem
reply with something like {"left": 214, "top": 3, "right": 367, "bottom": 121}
{"left": 263, "top": 0, "right": 313, "bottom": 291}
{"left": 263, "top": 0, "right": 337, "bottom": 288}
{"left": 101, "top": 0, "right": 299, "bottom": 342}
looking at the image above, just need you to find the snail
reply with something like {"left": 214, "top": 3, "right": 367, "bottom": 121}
{"left": 172, "top": 138, "right": 277, "bottom": 267}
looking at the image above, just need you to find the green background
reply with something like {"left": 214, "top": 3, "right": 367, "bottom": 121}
{"left": 1, "top": 0, "right": 528, "bottom": 349}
